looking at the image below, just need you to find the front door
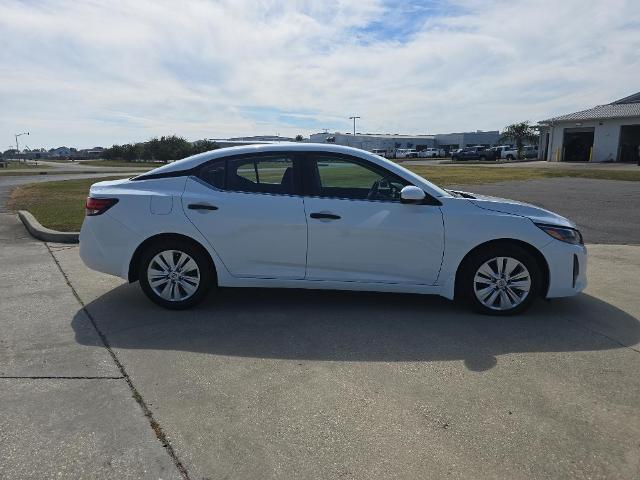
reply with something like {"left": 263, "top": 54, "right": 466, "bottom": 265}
{"left": 302, "top": 153, "right": 444, "bottom": 285}
{"left": 182, "top": 153, "right": 307, "bottom": 279}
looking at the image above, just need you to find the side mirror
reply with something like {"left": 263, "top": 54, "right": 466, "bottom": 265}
{"left": 400, "top": 185, "right": 426, "bottom": 204}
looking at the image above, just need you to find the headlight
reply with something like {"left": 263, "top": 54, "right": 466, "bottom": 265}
{"left": 536, "top": 223, "right": 583, "bottom": 245}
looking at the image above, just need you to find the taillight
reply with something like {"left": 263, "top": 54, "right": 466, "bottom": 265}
{"left": 85, "top": 197, "right": 118, "bottom": 216}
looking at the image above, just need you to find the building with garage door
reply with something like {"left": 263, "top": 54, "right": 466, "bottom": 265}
{"left": 538, "top": 92, "right": 640, "bottom": 163}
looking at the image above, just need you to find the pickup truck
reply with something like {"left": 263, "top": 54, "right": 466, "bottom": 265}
{"left": 418, "top": 147, "right": 445, "bottom": 158}
{"left": 395, "top": 148, "right": 418, "bottom": 159}
{"left": 451, "top": 146, "right": 497, "bottom": 161}
{"left": 495, "top": 145, "right": 538, "bottom": 160}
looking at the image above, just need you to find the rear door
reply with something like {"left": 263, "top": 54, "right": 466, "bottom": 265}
{"left": 182, "top": 153, "right": 307, "bottom": 279}
{"left": 301, "top": 153, "right": 444, "bottom": 284}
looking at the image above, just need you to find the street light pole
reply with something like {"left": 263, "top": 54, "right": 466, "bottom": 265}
{"left": 348, "top": 116, "right": 360, "bottom": 136}
{"left": 15, "top": 132, "right": 29, "bottom": 161}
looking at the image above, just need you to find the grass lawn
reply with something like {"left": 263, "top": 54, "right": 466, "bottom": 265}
{"left": 78, "top": 159, "right": 162, "bottom": 168}
{"left": 8, "top": 166, "right": 640, "bottom": 232}
{"left": 0, "top": 160, "right": 51, "bottom": 171}
{"left": 8, "top": 176, "right": 125, "bottom": 231}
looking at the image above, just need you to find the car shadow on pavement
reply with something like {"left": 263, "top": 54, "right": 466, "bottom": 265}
{"left": 72, "top": 285, "right": 640, "bottom": 372}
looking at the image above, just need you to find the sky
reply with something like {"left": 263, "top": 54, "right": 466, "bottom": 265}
{"left": 1, "top": 0, "right": 639, "bottom": 149}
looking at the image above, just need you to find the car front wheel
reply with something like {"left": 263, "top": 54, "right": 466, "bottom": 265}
{"left": 459, "top": 245, "right": 542, "bottom": 315}
{"left": 139, "top": 240, "right": 213, "bottom": 309}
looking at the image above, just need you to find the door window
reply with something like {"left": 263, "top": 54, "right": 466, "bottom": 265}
{"left": 228, "top": 155, "right": 295, "bottom": 194}
{"left": 310, "top": 155, "right": 408, "bottom": 201}
{"left": 199, "top": 155, "right": 296, "bottom": 194}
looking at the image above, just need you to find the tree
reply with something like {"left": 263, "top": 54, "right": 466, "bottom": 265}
{"left": 104, "top": 144, "right": 124, "bottom": 160}
{"left": 2, "top": 149, "right": 18, "bottom": 159}
{"left": 295, "top": 134, "right": 304, "bottom": 142}
{"left": 191, "top": 139, "right": 220, "bottom": 154}
{"left": 499, "top": 122, "right": 539, "bottom": 159}
{"left": 103, "top": 136, "right": 220, "bottom": 162}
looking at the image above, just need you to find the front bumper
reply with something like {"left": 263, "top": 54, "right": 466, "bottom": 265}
{"left": 542, "top": 240, "right": 587, "bottom": 298}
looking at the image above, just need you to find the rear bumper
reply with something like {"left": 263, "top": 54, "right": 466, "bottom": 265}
{"left": 542, "top": 240, "right": 587, "bottom": 298}
{"left": 79, "top": 215, "right": 140, "bottom": 280}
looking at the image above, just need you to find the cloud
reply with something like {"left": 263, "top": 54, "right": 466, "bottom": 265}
{"left": 0, "top": 0, "right": 638, "bottom": 148}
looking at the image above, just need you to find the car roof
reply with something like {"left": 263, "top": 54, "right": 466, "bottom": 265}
{"left": 148, "top": 143, "right": 385, "bottom": 172}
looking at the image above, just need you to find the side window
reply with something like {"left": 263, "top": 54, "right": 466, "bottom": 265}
{"left": 199, "top": 161, "right": 225, "bottom": 189}
{"left": 227, "top": 155, "right": 295, "bottom": 194}
{"left": 311, "top": 155, "right": 408, "bottom": 201}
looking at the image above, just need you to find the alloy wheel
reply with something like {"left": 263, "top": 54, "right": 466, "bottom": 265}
{"left": 473, "top": 256, "right": 531, "bottom": 311}
{"left": 146, "top": 250, "right": 201, "bottom": 302}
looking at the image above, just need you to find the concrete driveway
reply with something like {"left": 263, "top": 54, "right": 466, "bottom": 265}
{"left": 3, "top": 205, "right": 639, "bottom": 479}
{"left": 2, "top": 172, "right": 640, "bottom": 479}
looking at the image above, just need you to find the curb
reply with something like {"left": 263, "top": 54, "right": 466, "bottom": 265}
{"left": 18, "top": 210, "right": 79, "bottom": 244}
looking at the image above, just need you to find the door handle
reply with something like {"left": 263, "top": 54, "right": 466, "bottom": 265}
{"left": 188, "top": 203, "right": 218, "bottom": 211}
{"left": 310, "top": 212, "right": 341, "bottom": 220}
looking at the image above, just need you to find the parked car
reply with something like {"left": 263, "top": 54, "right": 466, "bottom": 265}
{"left": 523, "top": 145, "right": 539, "bottom": 159}
{"left": 451, "top": 146, "right": 497, "bottom": 161}
{"left": 395, "top": 148, "right": 418, "bottom": 159}
{"left": 499, "top": 146, "right": 518, "bottom": 160}
{"left": 498, "top": 146, "right": 537, "bottom": 160}
{"left": 418, "top": 148, "right": 445, "bottom": 158}
{"left": 487, "top": 145, "right": 512, "bottom": 160}
{"left": 371, "top": 149, "right": 388, "bottom": 158}
{"left": 80, "top": 143, "right": 586, "bottom": 315}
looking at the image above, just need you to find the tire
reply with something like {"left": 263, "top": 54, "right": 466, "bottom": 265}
{"left": 458, "top": 244, "right": 542, "bottom": 316}
{"left": 506, "top": 154, "right": 515, "bottom": 160}
{"left": 138, "top": 239, "right": 214, "bottom": 309}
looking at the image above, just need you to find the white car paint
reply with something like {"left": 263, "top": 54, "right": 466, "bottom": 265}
{"left": 79, "top": 143, "right": 587, "bottom": 310}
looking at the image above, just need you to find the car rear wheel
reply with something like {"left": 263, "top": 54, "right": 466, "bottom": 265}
{"left": 459, "top": 244, "right": 541, "bottom": 315}
{"left": 139, "top": 240, "right": 213, "bottom": 309}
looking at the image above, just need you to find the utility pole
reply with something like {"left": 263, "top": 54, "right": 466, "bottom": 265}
{"left": 14, "top": 132, "right": 29, "bottom": 161}
{"left": 348, "top": 116, "right": 360, "bottom": 136}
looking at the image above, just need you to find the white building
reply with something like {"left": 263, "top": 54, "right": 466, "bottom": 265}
{"left": 309, "top": 133, "right": 436, "bottom": 156}
{"left": 538, "top": 92, "right": 640, "bottom": 163}
{"left": 309, "top": 130, "right": 500, "bottom": 156}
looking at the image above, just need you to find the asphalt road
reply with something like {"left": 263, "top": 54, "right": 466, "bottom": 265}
{"left": 451, "top": 177, "right": 640, "bottom": 244}
{"left": 2, "top": 207, "right": 639, "bottom": 479}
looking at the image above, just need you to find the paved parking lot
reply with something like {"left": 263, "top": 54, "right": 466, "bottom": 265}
{"left": 2, "top": 207, "right": 640, "bottom": 479}
{"left": 451, "top": 178, "right": 640, "bottom": 245}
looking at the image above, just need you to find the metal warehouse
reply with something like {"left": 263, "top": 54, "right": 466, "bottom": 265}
{"left": 538, "top": 92, "right": 640, "bottom": 163}
{"left": 309, "top": 131, "right": 500, "bottom": 156}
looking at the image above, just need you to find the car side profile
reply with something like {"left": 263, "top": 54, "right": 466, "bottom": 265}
{"left": 80, "top": 144, "right": 587, "bottom": 315}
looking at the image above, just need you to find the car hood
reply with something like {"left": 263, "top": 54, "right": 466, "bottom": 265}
{"left": 455, "top": 190, "right": 576, "bottom": 229}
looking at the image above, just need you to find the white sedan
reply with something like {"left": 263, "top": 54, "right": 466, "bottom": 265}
{"left": 80, "top": 144, "right": 587, "bottom": 315}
